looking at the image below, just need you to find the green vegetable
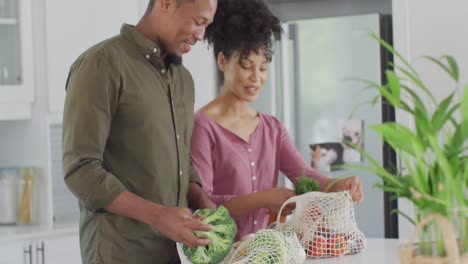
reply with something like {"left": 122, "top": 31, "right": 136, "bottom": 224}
{"left": 248, "top": 251, "right": 277, "bottom": 264}
{"left": 294, "top": 175, "right": 320, "bottom": 195}
{"left": 182, "top": 206, "right": 237, "bottom": 264}
{"left": 247, "top": 230, "right": 286, "bottom": 264}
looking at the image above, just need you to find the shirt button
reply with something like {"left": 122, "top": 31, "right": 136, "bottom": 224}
{"left": 253, "top": 189, "right": 257, "bottom": 193}
{"left": 145, "top": 54, "right": 150, "bottom": 59}
{"left": 252, "top": 176, "right": 257, "bottom": 181}
{"left": 250, "top": 162, "right": 255, "bottom": 166}
{"left": 179, "top": 170, "right": 183, "bottom": 176}
{"left": 247, "top": 148, "right": 252, "bottom": 152}
{"left": 161, "top": 69, "right": 166, "bottom": 74}
{"left": 177, "top": 134, "right": 180, "bottom": 140}
{"left": 253, "top": 220, "right": 258, "bottom": 225}
{"left": 153, "top": 48, "right": 157, "bottom": 53}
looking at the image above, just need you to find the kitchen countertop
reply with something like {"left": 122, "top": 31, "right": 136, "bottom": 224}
{"left": 0, "top": 221, "right": 79, "bottom": 243}
{"left": 305, "top": 238, "right": 401, "bottom": 264}
{"left": 1, "top": 225, "right": 402, "bottom": 263}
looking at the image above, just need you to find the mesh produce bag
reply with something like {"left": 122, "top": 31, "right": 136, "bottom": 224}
{"left": 177, "top": 229, "right": 305, "bottom": 264}
{"left": 224, "top": 229, "right": 306, "bottom": 264}
{"left": 274, "top": 191, "right": 366, "bottom": 259}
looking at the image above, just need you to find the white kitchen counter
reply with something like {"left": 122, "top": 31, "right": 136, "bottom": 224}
{"left": 0, "top": 221, "right": 79, "bottom": 243}
{"left": 305, "top": 238, "right": 401, "bottom": 264}
{"left": 1, "top": 226, "right": 402, "bottom": 263}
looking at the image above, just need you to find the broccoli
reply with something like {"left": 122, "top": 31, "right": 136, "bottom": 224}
{"left": 247, "top": 230, "right": 283, "bottom": 264}
{"left": 182, "top": 206, "right": 237, "bottom": 264}
{"left": 248, "top": 250, "right": 278, "bottom": 264}
{"left": 247, "top": 230, "right": 304, "bottom": 264}
{"left": 294, "top": 175, "right": 320, "bottom": 195}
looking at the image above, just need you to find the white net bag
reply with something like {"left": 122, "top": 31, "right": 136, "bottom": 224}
{"left": 273, "top": 191, "right": 366, "bottom": 259}
{"left": 224, "top": 229, "right": 306, "bottom": 264}
{"left": 177, "top": 229, "right": 305, "bottom": 264}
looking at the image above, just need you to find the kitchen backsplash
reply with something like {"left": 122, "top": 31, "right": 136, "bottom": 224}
{"left": 50, "top": 124, "right": 79, "bottom": 223}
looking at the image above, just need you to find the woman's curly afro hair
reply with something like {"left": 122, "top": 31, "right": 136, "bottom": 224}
{"left": 204, "top": 0, "right": 282, "bottom": 63}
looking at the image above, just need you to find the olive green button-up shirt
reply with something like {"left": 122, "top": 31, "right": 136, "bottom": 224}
{"left": 63, "top": 24, "right": 201, "bottom": 264}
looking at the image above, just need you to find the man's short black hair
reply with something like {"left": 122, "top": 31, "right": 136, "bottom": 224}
{"left": 145, "top": 0, "right": 194, "bottom": 15}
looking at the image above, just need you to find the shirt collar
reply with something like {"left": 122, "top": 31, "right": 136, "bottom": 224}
{"left": 120, "top": 23, "right": 162, "bottom": 59}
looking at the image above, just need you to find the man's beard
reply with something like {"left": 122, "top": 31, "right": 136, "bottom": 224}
{"left": 165, "top": 53, "right": 183, "bottom": 66}
{"left": 157, "top": 38, "right": 183, "bottom": 66}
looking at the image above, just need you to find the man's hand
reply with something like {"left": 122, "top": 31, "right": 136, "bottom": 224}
{"left": 325, "top": 176, "right": 363, "bottom": 204}
{"left": 148, "top": 206, "right": 212, "bottom": 248}
{"left": 104, "top": 191, "right": 212, "bottom": 248}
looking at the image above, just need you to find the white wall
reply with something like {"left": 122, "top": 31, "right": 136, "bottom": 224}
{"left": 184, "top": 42, "right": 217, "bottom": 110}
{"left": 392, "top": 0, "right": 468, "bottom": 240}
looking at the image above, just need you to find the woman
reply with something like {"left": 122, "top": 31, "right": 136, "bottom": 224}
{"left": 191, "top": 0, "right": 363, "bottom": 241}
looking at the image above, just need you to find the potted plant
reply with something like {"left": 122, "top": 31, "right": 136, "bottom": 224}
{"left": 344, "top": 33, "right": 468, "bottom": 262}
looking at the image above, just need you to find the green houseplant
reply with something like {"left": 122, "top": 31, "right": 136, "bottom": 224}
{"left": 345, "top": 33, "right": 468, "bottom": 258}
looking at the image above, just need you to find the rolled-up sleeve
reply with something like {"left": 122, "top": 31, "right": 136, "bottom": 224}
{"left": 62, "top": 53, "right": 126, "bottom": 212}
{"left": 189, "top": 160, "right": 202, "bottom": 186}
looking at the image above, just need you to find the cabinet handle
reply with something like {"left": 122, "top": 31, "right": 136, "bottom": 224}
{"left": 23, "top": 244, "right": 32, "bottom": 264}
{"left": 36, "top": 241, "right": 45, "bottom": 264}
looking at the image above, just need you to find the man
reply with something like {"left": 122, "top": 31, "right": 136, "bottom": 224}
{"left": 62, "top": 0, "right": 217, "bottom": 263}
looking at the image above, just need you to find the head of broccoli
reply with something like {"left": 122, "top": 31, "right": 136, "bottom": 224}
{"left": 247, "top": 230, "right": 284, "bottom": 264}
{"left": 248, "top": 250, "right": 278, "bottom": 264}
{"left": 182, "top": 206, "right": 237, "bottom": 264}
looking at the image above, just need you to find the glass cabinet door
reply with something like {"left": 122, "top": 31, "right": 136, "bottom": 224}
{"left": 0, "top": 0, "right": 21, "bottom": 86}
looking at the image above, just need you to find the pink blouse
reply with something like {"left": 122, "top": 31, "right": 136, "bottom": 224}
{"left": 190, "top": 112, "right": 330, "bottom": 241}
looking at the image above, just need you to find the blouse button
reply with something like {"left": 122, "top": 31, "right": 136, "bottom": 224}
{"left": 250, "top": 162, "right": 255, "bottom": 166}
{"left": 247, "top": 148, "right": 252, "bottom": 152}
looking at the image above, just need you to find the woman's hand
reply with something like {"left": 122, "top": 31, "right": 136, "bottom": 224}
{"left": 260, "top": 187, "right": 296, "bottom": 214}
{"left": 325, "top": 176, "right": 363, "bottom": 204}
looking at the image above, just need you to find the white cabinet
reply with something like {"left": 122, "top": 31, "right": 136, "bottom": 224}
{"left": 0, "top": 241, "right": 25, "bottom": 264}
{"left": 45, "top": 0, "right": 142, "bottom": 114}
{"left": 0, "top": 235, "right": 81, "bottom": 264}
{"left": 40, "top": 236, "right": 81, "bottom": 264}
{"left": 0, "top": 0, "right": 34, "bottom": 120}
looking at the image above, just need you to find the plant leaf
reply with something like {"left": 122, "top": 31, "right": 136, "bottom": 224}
{"left": 386, "top": 70, "right": 401, "bottom": 108}
{"left": 424, "top": 55, "right": 460, "bottom": 82}
{"left": 431, "top": 92, "right": 455, "bottom": 131}
{"left": 393, "top": 64, "right": 436, "bottom": 105}
{"left": 391, "top": 209, "right": 416, "bottom": 225}
{"left": 370, "top": 32, "right": 419, "bottom": 77}
{"left": 462, "top": 83, "right": 468, "bottom": 139}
